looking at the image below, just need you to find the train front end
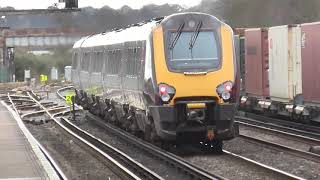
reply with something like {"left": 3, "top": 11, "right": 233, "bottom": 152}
{"left": 150, "top": 13, "right": 239, "bottom": 145}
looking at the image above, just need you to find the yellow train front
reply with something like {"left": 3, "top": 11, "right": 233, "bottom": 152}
{"left": 73, "top": 12, "right": 239, "bottom": 151}
{"left": 147, "top": 13, "right": 239, "bottom": 147}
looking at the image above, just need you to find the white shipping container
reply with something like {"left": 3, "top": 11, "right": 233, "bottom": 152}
{"left": 268, "top": 25, "right": 302, "bottom": 102}
{"left": 64, "top": 66, "right": 72, "bottom": 82}
{"left": 51, "top": 67, "right": 59, "bottom": 80}
{"left": 24, "top": 69, "right": 31, "bottom": 82}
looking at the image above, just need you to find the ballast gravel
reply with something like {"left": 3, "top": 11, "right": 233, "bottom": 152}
{"left": 26, "top": 121, "right": 120, "bottom": 180}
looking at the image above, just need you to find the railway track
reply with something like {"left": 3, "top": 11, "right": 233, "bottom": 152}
{"left": 236, "top": 114, "right": 320, "bottom": 160}
{"left": 27, "top": 90, "right": 164, "bottom": 180}
{"left": 236, "top": 112, "right": 320, "bottom": 139}
{"left": 7, "top": 92, "right": 67, "bottom": 180}
{"left": 57, "top": 87, "right": 225, "bottom": 180}
{"left": 238, "top": 134, "right": 320, "bottom": 163}
{"left": 56, "top": 86, "right": 304, "bottom": 179}
{"left": 86, "top": 112, "right": 303, "bottom": 180}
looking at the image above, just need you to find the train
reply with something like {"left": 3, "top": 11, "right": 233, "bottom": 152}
{"left": 238, "top": 22, "right": 320, "bottom": 124}
{"left": 71, "top": 12, "right": 240, "bottom": 152}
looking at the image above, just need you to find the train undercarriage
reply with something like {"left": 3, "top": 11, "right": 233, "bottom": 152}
{"left": 75, "top": 89, "right": 239, "bottom": 153}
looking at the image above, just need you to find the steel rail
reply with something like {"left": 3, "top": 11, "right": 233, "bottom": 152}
{"left": 237, "top": 121, "right": 320, "bottom": 145}
{"left": 58, "top": 86, "right": 302, "bottom": 179}
{"left": 57, "top": 86, "right": 224, "bottom": 180}
{"left": 238, "top": 134, "right": 320, "bottom": 163}
{"left": 29, "top": 91, "right": 160, "bottom": 180}
{"left": 60, "top": 117, "right": 163, "bottom": 180}
{"left": 236, "top": 114, "right": 320, "bottom": 139}
{"left": 85, "top": 113, "right": 224, "bottom": 180}
{"left": 222, "top": 150, "right": 304, "bottom": 180}
{"left": 21, "top": 106, "right": 68, "bottom": 119}
{"left": 7, "top": 93, "right": 68, "bottom": 180}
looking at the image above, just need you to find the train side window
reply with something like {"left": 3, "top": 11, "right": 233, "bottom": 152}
{"left": 114, "top": 49, "right": 121, "bottom": 74}
{"left": 106, "top": 50, "right": 119, "bottom": 75}
{"left": 89, "top": 51, "right": 94, "bottom": 72}
{"left": 81, "top": 52, "right": 90, "bottom": 71}
{"left": 126, "top": 48, "right": 135, "bottom": 75}
{"left": 98, "top": 52, "right": 104, "bottom": 72}
{"left": 72, "top": 52, "right": 78, "bottom": 70}
{"left": 106, "top": 51, "right": 111, "bottom": 74}
{"left": 92, "top": 52, "right": 97, "bottom": 72}
{"left": 93, "top": 51, "right": 103, "bottom": 73}
{"left": 135, "top": 47, "right": 141, "bottom": 76}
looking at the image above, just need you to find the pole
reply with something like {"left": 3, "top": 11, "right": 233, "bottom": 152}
{"left": 71, "top": 96, "right": 75, "bottom": 121}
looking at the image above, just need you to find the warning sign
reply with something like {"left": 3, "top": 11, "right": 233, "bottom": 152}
{"left": 66, "top": 93, "right": 75, "bottom": 105}
{"left": 40, "top": 74, "right": 48, "bottom": 84}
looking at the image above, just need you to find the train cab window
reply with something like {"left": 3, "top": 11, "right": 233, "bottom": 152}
{"left": 168, "top": 31, "right": 221, "bottom": 72}
{"left": 72, "top": 52, "right": 78, "bottom": 70}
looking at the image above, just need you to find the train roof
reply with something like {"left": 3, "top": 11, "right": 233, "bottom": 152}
{"left": 73, "top": 12, "right": 229, "bottom": 49}
{"left": 73, "top": 20, "right": 159, "bottom": 49}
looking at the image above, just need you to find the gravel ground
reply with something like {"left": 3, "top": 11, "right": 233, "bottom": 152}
{"left": 185, "top": 153, "right": 291, "bottom": 180}
{"left": 72, "top": 112, "right": 296, "bottom": 180}
{"left": 239, "top": 125, "right": 318, "bottom": 152}
{"left": 63, "top": 110, "right": 318, "bottom": 180}
{"left": 26, "top": 121, "right": 120, "bottom": 180}
{"left": 72, "top": 116, "right": 187, "bottom": 180}
{"left": 224, "top": 138, "right": 320, "bottom": 179}
{"left": 46, "top": 89, "right": 320, "bottom": 179}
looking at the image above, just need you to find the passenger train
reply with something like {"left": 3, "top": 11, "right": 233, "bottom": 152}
{"left": 72, "top": 12, "right": 240, "bottom": 151}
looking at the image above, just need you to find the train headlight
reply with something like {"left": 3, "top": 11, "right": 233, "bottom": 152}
{"left": 216, "top": 81, "right": 233, "bottom": 101}
{"left": 222, "top": 92, "right": 231, "bottom": 100}
{"left": 159, "top": 83, "right": 176, "bottom": 103}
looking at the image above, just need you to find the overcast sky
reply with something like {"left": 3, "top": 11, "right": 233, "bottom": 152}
{"left": 1, "top": 0, "right": 202, "bottom": 9}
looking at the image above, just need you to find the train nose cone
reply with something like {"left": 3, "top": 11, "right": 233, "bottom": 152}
{"left": 309, "top": 146, "right": 320, "bottom": 155}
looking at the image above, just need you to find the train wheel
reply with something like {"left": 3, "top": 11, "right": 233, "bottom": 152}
{"left": 213, "top": 140, "right": 223, "bottom": 154}
{"left": 144, "top": 116, "right": 159, "bottom": 144}
{"left": 103, "top": 111, "right": 110, "bottom": 122}
{"left": 144, "top": 124, "right": 152, "bottom": 142}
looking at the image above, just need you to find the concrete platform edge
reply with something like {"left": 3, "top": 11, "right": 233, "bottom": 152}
{"left": 1, "top": 101, "right": 61, "bottom": 180}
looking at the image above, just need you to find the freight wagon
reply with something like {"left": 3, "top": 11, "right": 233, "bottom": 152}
{"left": 240, "top": 23, "right": 320, "bottom": 123}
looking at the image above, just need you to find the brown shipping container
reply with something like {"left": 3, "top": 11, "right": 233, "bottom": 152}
{"left": 301, "top": 22, "right": 320, "bottom": 104}
{"left": 244, "top": 28, "right": 269, "bottom": 97}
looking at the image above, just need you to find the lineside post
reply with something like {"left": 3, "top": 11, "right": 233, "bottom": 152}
{"left": 71, "top": 96, "right": 75, "bottom": 121}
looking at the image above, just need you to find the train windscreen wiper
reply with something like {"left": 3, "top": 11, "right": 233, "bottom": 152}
{"left": 189, "top": 21, "right": 202, "bottom": 49}
{"left": 169, "top": 22, "right": 185, "bottom": 50}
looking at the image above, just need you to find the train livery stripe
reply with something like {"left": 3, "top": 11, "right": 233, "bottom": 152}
{"left": 152, "top": 25, "right": 235, "bottom": 106}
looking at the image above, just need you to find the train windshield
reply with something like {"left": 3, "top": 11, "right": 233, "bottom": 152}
{"left": 168, "top": 31, "right": 220, "bottom": 72}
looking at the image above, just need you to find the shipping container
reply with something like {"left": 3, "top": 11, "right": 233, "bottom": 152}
{"left": 24, "top": 69, "right": 31, "bottom": 82}
{"left": 244, "top": 28, "right": 269, "bottom": 97}
{"left": 301, "top": 22, "right": 320, "bottom": 104}
{"left": 268, "top": 25, "right": 302, "bottom": 102}
{"left": 51, "top": 67, "right": 59, "bottom": 80}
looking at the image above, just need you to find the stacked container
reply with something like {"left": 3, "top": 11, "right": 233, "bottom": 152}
{"left": 268, "top": 25, "right": 302, "bottom": 102}
{"left": 301, "top": 22, "right": 320, "bottom": 105}
{"left": 51, "top": 67, "right": 59, "bottom": 80}
{"left": 244, "top": 28, "right": 269, "bottom": 97}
